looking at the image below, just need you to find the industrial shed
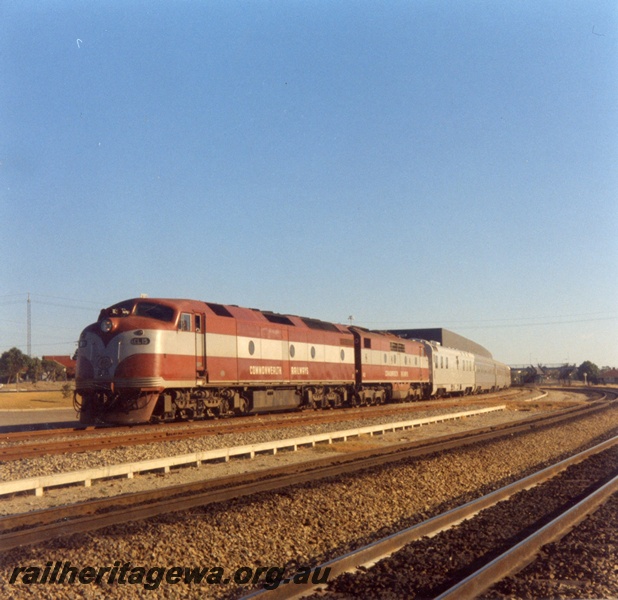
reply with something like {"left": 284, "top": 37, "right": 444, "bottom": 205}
{"left": 387, "top": 328, "right": 493, "bottom": 359}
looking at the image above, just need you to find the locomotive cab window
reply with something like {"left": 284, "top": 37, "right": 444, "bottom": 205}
{"left": 179, "top": 313, "right": 191, "bottom": 332}
{"left": 134, "top": 301, "right": 175, "bottom": 322}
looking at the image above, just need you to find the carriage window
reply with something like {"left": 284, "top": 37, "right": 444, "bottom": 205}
{"left": 195, "top": 315, "right": 202, "bottom": 332}
{"left": 179, "top": 313, "right": 191, "bottom": 331}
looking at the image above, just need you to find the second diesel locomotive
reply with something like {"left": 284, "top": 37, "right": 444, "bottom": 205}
{"left": 74, "top": 297, "right": 510, "bottom": 425}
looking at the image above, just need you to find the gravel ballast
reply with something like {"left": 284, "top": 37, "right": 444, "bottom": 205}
{"left": 1, "top": 403, "right": 617, "bottom": 599}
{"left": 0, "top": 403, "right": 542, "bottom": 515}
{"left": 314, "top": 445, "right": 618, "bottom": 598}
{"left": 482, "top": 493, "right": 618, "bottom": 599}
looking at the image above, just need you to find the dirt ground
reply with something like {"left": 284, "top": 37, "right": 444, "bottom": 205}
{"left": 0, "top": 382, "right": 74, "bottom": 409}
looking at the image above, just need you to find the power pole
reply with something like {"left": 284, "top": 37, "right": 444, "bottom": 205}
{"left": 27, "top": 293, "right": 31, "bottom": 357}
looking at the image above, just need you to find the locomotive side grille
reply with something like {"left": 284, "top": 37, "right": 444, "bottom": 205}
{"left": 77, "top": 377, "right": 165, "bottom": 388}
{"left": 113, "top": 377, "right": 166, "bottom": 388}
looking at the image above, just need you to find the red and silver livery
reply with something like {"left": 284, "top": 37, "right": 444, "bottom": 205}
{"left": 75, "top": 297, "right": 509, "bottom": 425}
{"left": 75, "top": 298, "right": 432, "bottom": 424}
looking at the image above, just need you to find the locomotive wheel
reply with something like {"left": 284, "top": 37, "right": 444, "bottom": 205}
{"left": 305, "top": 398, "right": 317, "bottom": 410}
{"left": 217, "top": 398, "right": 230, "bottom": 418}
{"left": 234, "top": 397, "right": 250, "bottom": 416}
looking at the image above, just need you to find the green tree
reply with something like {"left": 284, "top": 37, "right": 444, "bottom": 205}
{"left": 41, "top": 358, "right": 65, "bottom": 382}
{"left": 0, "top": 348, "right": 29, "bottom": 384}
{"left": 577, "top": 361, "right": 600, "bottom": 384}
{"left": 26, "top": 357, "right": 43, "bottom": 385}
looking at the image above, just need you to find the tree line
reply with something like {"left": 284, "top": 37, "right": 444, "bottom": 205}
{"left": 0, "top": 348, "right": 70, "bottom": 384}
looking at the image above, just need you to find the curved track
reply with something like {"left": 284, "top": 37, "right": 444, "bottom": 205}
{"left": 245, "top": 436, "right": 618, "bottom": 599}
{"left": 0, "top": 399, "right": 612, "bottom": 553}
{"left": 0, "top": 389, "right": 535, "bottom": 461}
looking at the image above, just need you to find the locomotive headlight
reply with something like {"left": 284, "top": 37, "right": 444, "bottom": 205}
{"left": 100, "top": 319, "right": 114, "bottom": 333}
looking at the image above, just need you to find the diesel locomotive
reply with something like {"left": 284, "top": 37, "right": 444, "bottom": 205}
{"left": 74, "top": 297, "right": 510, "bottom": 424}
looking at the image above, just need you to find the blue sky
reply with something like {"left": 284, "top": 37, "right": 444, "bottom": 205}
{"left": 1, "top": 1, "right": 617, "bottom": 367}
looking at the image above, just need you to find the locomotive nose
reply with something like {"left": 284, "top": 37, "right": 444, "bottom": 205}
{"left": 97, "top": 356, "right": 113, "bottom": 370}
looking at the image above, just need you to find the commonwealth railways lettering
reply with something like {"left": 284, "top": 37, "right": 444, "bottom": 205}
{"left": 249, "top": 365, "right": 283, "bottom": 375}
{"left": 291, "top": 366, "right": 310, "bottom": 375}
{"left": 75, "top": 297, "right": 511, "bottom": 424}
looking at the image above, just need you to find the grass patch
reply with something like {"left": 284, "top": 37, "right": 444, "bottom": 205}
{"left": 0, "top": 391, "right": 74, "bottom": 409}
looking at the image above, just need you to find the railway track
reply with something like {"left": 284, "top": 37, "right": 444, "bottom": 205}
{"left": 482, "top": 489, "right": 618, "bottom": 598}
{"left": 0, "top": 399, "right": 612, "bottom": 553}
{"left": 245, "top": 435, "right": 618, "bottom": 599}
{"left": 0, "top": 389, "right": 534, "bottom": 461}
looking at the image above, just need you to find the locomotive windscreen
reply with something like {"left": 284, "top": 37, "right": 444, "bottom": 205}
{"left": 134, "top": 302, "right": 175, "bottom": 322}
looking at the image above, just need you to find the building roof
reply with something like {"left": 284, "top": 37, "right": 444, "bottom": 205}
{"left": 42, "top": 355, "right": 76, "bottom": 372}
{"left": 387, "top": 328, "right": 492, "bottom": 359}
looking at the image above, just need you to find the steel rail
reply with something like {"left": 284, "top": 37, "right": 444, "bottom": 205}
{"left": 0, "top": 389, "right": 534, "bottom": 450}
{"left": 435, "top": 472, "right": 618, "bottom": 600}
{"left": 0, "top": 400, "right": 613, "bottom": 553}
{"left": 243, "top": 434, "right": 618, "bottom": 599}
{"left": 0, "top": 389, "right": 538, "bottom": 457}
{"left": 0, "top": 391, "right": 588, "bottom": 462}
{"left": 0, "top": 401, "right": 609, "bottom": 527}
